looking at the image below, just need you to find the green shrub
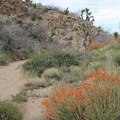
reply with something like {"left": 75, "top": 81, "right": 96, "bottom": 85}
{"left": 1, "top": 51, "right": 32, "bottom": 62}
{"left": 90, "top": 61, "right": 102, "bottom": 71}
{"left": 107, "top": 43, "right": 120, "bottom": 51}
{"left": 25, "top": 0, "right": 32, "bottom": 3}
{"left": 42, "top": 68, "right": 63, "bottom": 80}
{"left": 44, "top": 5, "right": 63, "bottom": 13}
{"left": 99, "top": 45, "right": 110, "bottom": 54}
{"left": 93, "top": 54, "right": 105, "bottom": 62}
{"left": 69, "top": 66, "right": 81, "bottom": 73}
{"left": 0, "top": 101, "right": 23, "bottom": 120}
{"left": 113, "top": 50, "right": 120, "bottom": 66}
{"left": 22, "top": 49, "right": 82, "bottom": 77}
{"left": 62, "top": 72, "right": 81, "bottom": 83}
{"left": 114, "top": 32, "right": 119, "bottom": 39}
{"left": 84, "top": 85, "right": 120, "bottom": 120}
{"left": 0, "top": 58, "right": 7, "bottom": 66}
{"left": 11, "top": 91, "right": 28, "bottom": 103}
{"left": 33, "top": 3, "right": 37, "bottom": 8}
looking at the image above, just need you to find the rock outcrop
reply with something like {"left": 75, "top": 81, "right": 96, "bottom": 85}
{"left": 0, "top": 0, "right": 29, "bottom": 15}
{"left": 0, "top": 0, "right": 112, "bottom": 53}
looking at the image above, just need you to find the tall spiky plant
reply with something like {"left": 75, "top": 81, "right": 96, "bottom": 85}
{"left": 78, "top": 8, "right": 101, "bottom": 49}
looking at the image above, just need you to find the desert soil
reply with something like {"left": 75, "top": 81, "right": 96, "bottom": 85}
{"left": 0, "top": 60, "right": 51, "bottom": 120}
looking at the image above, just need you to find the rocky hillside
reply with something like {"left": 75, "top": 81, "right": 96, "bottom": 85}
{"left": 0, "top": 0, "right": 112, "bottom": 53}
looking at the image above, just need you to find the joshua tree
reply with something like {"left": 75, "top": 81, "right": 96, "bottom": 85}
{"left": 78, "top": 8, "right": 101, "bottom": 49}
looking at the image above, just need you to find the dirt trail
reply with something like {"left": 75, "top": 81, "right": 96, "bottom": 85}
{"left": 0, "top": 60, "right": 27, "bottom": 101}
{"left": 0, "top": 61, "right": 50, "bottom": 120}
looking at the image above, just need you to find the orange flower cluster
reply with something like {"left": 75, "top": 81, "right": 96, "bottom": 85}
{"left": 87, "top": 66, "right": 119, "bottom": 87}
{"left": 41, "top": 86, "right": 83, "bottom": 119}
{"left": 41, "top": 66, "right": 120, "bottom": 119}
{"left": 81, "top": 66, "right": 120, "bottom": 106}
{"left": 87, "top": 42, "right": 107, "bottom": 51}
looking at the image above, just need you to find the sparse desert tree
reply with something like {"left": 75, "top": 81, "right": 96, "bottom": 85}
{"left": 78, "top": 8, "right": 101, "bottom": 49}
{"left": 114, "top": 32, "right": 119, "bottom": 40}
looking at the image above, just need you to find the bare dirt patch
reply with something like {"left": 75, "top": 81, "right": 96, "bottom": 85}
{"left": 0, "top": 60, "right": 51, "bottom": 120}
{"left": 0, "top": 60, "right": 27, "bottom": 101}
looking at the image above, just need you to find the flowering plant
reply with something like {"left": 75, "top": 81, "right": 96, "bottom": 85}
{"left": 42, "top": 66, "right": 120, "bottom": 120}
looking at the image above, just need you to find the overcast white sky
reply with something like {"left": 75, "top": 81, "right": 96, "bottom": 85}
{"left": 33, "top": 0, "right": 120, "bottom": 33}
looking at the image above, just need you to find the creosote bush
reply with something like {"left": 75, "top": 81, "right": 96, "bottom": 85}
{"left": 22, "top": 49, "right": 82, "bottom": 77}
{"left": 41, "top": 66, "right": 120, "bottom": 120}
{"left": 0, "top": 101, "right": 23, "bottom": 120}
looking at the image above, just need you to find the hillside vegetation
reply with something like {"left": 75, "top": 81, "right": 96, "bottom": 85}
{"left": 0, "top": 0, "right": 112, "bottom": 54}
{"left": 0, "top": 0, "right": 120, "bottom": 120}
{"left": 40, "top": 40, "right": 120, "bottom": 120}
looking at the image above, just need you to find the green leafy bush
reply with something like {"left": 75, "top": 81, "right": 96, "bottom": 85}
{"left": 93, "top": 53, "right": 106, "bottom": 63}
{"left": 0, "top": 101, "right": 23, "bottom": 120}
{"left": 22, "top": 49, "right": 82, "bottom": 77}
{"left": 12, "top": 91, "right": 28, "bottom": 103}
